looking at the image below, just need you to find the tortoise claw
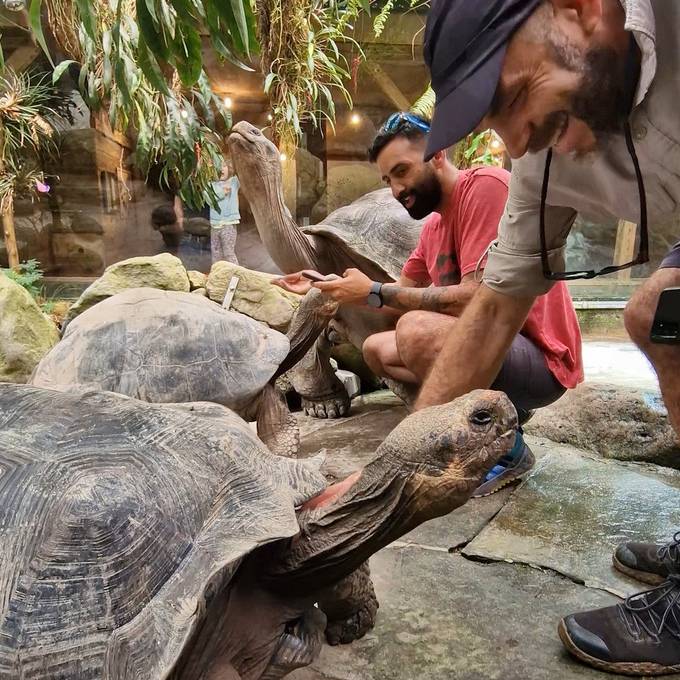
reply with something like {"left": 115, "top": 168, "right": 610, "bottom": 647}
{"left": 325, "top": 595, "right": 379, "bottom": 645}
{"left": 301, "top": 394, "right": 350, "bottom": 419}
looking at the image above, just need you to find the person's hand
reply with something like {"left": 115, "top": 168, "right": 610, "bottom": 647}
{"left": 312, "top": 268, "right": 373, "bottom": 304}
{"left": 272, "top": 271, "right": 318, "bottom": 295}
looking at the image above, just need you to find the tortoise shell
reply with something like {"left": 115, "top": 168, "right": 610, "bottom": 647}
{"left": 31, "top": 287, "right": 289, "bottom": 413}
{"left": 302, "top": 188, "right": 424, "bottom": 281}
{"left": 0, "top": 384, "right": 325, "bottom": 678}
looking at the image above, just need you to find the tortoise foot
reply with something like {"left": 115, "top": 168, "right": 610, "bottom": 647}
{"left": 325, "top": 593, "right": 379, "bottom": 645}
{"left": 301, "top": 393, "right": 350, "bottom": 419}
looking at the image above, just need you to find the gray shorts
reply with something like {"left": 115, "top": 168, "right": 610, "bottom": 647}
{"left": 660, "top": 241, "right": 680, "bottom": 269}
{"left": 492, "top": 334, "right": 566, "bottom": 417}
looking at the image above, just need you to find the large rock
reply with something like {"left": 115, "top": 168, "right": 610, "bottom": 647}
{"left": 187, "top": 269, "right": 208, "bottom": 290}
{"left": 206, "top": 261, "right": 300, "bottom": 332}
{"left": 0, "top": 275, "right": 60, "bottom": 383}
{"left": 525, "top": 382, "right": 680, "bottom": 468}
{"left": 65, "top": 253, "right": 190, "bottom": 325}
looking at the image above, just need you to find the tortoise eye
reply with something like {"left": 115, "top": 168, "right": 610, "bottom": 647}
{"left": 470, "top": 410, "right": 493, "bottom": 427}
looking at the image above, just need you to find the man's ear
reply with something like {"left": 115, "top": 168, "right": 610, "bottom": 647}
{"left": 549, "top": 0, "right": 603, "bottom": 36}
{"left": 430, "top": 149, "right": 447, "bottom": 169}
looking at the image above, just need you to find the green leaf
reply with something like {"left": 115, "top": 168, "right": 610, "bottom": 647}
{"left": 214, "top": 0, "right": 250, "bottom": 57}
{"left": 170, "top": 19, "right": 202, "bottom": 86}
{"left": 75, "top": 0, "right": 97, "bottom": 41}
{"left": 263, "top": 72, "right": 276, "bottom": 93}
{"left": 144, "top": 0, "right": 159, "bottom": 25}
{"left": 232, "top": 3, "right": 250, "bottom": 42}
{"left": 137, "top": 0, "right": 171, "bottom": 62}
{"left": 52, "top": 60, "right": 76, "bottom": 84}
{"left": 137, "top": 35, "right": 170, "bottom": 94}
{"left": 203, "top": 2, "right": 253, "bottom": 70}
{"left": 28, "top": 0, "right": 55, "bottom": 67}
{"left": 358, "top": 0, "right": 370, "bottom": 14}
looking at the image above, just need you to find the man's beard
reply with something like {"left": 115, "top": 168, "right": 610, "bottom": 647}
{"left": 528, "top": 44, "right": 629, "bottom": 154}
{"left": 398, "top": 171, "right": 442, "bottom": 219}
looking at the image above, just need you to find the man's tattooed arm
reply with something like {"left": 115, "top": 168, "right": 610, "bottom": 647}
{"left": 381, "top": 280, "right": 479, "bottom": 316}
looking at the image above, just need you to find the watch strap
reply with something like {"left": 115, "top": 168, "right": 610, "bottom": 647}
{"left": 368, "top": 281, "right": 383, "bottom": 307}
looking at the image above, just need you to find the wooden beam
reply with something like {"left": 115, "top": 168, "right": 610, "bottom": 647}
{"left": 6, "top": 44, "right": 39, "bottom": 72}
{"left": 362, "top": 62, "right": 411, "bottom": 112}
{"left": 613, "top": 219, "right": 637, "bottom": 280}
{"left": 2, "top": 210, "right": 19, "bottom": 270}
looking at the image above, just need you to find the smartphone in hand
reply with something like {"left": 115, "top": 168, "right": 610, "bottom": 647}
{"left": 300, "top": 270, "right": 328, "bottom": 282}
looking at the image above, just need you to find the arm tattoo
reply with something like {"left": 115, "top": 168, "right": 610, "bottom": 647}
{"left": 380, "top": 283, "right": 477, "bottom": 316}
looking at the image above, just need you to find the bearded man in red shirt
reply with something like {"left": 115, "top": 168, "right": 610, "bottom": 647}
{"left": 275, "top": 113, "right": 583, "bottom": 496}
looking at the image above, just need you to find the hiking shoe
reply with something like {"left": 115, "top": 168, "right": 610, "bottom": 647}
{"left": 558, "top": 576, "right": 680, "bottom": 676}
{"left": 472, "top": 430, "right": 535, "bottom": 498}
{"left": 614, "top": 532, "right": 680, "bottom": 586}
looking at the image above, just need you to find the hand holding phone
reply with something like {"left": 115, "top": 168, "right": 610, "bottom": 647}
{"left": 301, "top": 269, "right": 328, "bottom": 282}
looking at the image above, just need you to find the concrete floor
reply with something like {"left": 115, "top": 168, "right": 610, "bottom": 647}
{"left": 290, "top": 391, "right": 680, "bottom": 680}
{"left": 582, "top": 340, "right": 658, "bottom": 392}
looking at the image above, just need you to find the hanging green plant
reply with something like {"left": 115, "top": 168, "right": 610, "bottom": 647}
{"left": 22, "top": 0, "right": 258, "bottom": 208}
{"left": 257, "top": 0, "right": 367, "bottom": 152}
{"left": 0, "top": 69, "right": 60, "bottom": 216}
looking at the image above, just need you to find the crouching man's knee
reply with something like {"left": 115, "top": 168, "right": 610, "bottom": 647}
{"left": 395, "top": 311, "right": 431, "bottom": 364}
{"left": 362, "top": 333, "right": 391, "bottom": 376}
{"left": 624, "top": 290, "right": 656, "bottom": 349}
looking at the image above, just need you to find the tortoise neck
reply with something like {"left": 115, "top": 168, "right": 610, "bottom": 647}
{"left": 235, "top": 156, "right": 318, "bottom": 273}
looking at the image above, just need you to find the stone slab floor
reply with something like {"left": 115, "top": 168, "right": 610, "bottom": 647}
{"left": 290, "top": 391, "right": 680, "bottom": 680}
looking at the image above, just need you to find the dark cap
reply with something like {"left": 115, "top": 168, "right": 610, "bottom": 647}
{"left": 423, "top": 0, "right": 542, "bottom": 160}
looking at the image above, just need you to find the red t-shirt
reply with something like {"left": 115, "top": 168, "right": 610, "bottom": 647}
{"left": 401, "top": 167, "right": 583, "bottom": 389}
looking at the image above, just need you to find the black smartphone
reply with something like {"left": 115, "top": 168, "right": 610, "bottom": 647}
{"left": 650, "top": 287, "right": 680, "bottom": 344}
{"left": 301, "top": 270, "right": 327, "bottom": 282}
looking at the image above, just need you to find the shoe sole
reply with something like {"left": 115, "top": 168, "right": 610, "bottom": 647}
{"left": 558, "top": 619, "right": 680, "bottom": 676}
{"left": 472, "top": 446, "right": 536, "bottom": 498}
{"left": 612, "top": 555, "right": 666, "bottom": 586}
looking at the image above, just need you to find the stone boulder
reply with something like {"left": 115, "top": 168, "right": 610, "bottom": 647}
{"left": 187, "top": 270, "right": 208, "bottom": 290}
{"left": 0, "top": 275, "right": 60, "bottom": 383}
{"left": 65, "top": 253, "right": 190, "bottom": 325}
{"left": 206, "top": 261, "right": 300, "bottom": 332}
{"left": 525, "top": 382, "right": 680, "bottom": 468}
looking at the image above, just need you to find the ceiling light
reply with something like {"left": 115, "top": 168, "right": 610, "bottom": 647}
{"left": 350, "top": 113, "right": 361, "bottom": 126}
{"left": 223, "top": 97, "right": 233, "bottom": 109}
{"left": 280, "top": 153, "right": 287, "bottom": 162}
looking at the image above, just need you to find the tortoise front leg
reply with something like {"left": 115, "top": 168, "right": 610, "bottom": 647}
{"left": 254, "top": 384, "right": 300, "bottom": 458}
{"left": 316, "top": 561, "right": 379, "bottom": 645}
{"left": 288, "top": 330, "right": 351, "bottom": 419}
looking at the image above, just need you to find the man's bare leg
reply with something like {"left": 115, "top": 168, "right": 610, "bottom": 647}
{"left": 624, "top": 267, "right": 680, "bottom": 437}
{"left": 395, "top": 311, "right": 458, "bottom": 382}
{"left": 361, "top": 331, "right": 419, "bottom": 384}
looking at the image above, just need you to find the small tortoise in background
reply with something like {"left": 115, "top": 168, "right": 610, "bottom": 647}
{"left": 30, "top": 286, "right": 336, "bottom": 456}
{"left": 0, "top": 384, "right": 516, "bottom": 679}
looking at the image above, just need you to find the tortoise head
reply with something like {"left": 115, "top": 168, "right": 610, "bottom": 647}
{"left": 228, "top": 121, "right": 283, "bottom": 202}
{"left": 264, "top": 390, "right": 517, "bottom": 591}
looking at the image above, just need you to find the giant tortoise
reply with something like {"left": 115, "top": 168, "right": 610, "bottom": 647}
{"left": 30, "top": 286, "right": 337, "bottom": 456}
{"left": 228, "top": 121, "right": 424, "bottom": 419}
{"left": 0, "top": 383, "right": 516, "bottom": 679}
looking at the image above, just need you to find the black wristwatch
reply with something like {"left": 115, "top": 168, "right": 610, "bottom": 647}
{"left": 366, "top": 281, "right": 383, "bottom": 308}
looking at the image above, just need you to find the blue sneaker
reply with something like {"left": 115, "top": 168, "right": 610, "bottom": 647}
{"left": 472, "top": 430, "right": 535, "bottom": 498}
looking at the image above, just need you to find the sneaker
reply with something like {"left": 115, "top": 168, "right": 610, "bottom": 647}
{"left": 614, "top": 532, "right": 680, "bottom": 586}
{"left": 558, "top": 576, "right": 680, "bottom": 675}
{"left": 472, "top": 430, "right": 535, "bottom": 498}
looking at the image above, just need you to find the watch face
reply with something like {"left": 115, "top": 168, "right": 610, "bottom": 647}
{"left": 367, "top": 293, "right": 381, "bottom": 308}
